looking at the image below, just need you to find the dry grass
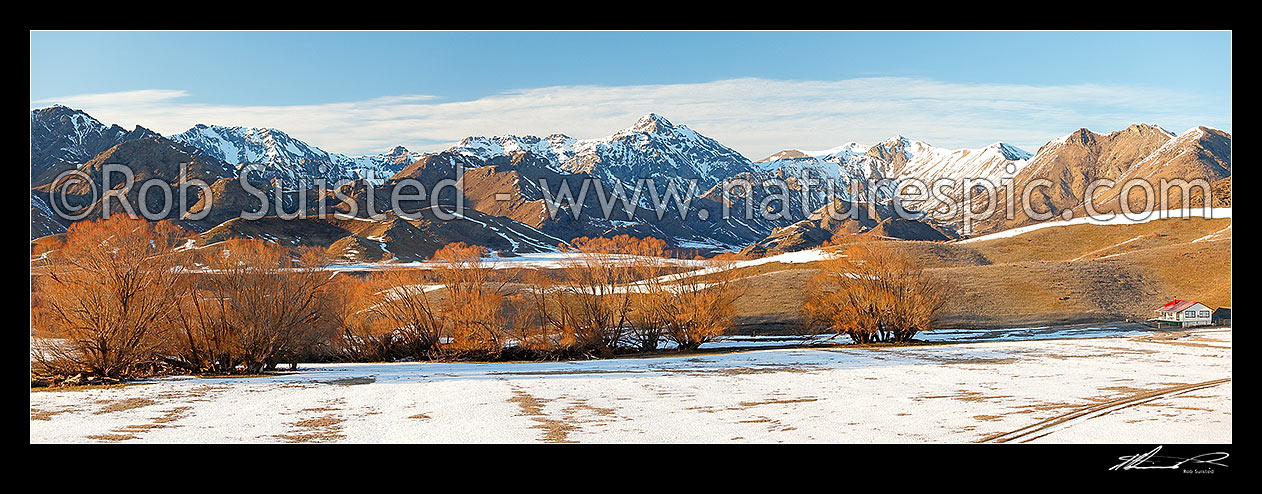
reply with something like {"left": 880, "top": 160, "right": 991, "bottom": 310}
{"left": 963, "top": 217, "right": 1230, "bottom": 265}
{"left": 736, "top": 397, "right": 820, "bottom": 407}
{"left": 328, "top": 377, "right": 376, "bottom": 386}
{"left": 507, "top": 389, "right": 577, "bottom": 443}
{"left": 153, "top": 406, "right": 193, "bottom": 424}
{"left": 86, "top": 433, "right": 140, "bottom": 442}
{"left": 30, "top": 407, "right": 73, "bottom": 421}
{"left": 93, "top": 398, "right": 157, "bottom": 415}
{"left": 275, "top": 414, "right": 346, "bottom": 443}
{"left": 719, "top": 217, "right": 1230, "bottom": 331}
{"left": 30, "top": 382, "right": 151, "bottom": 393}
{"left": 728, "top": 269, "right": 821, "bottom": 334}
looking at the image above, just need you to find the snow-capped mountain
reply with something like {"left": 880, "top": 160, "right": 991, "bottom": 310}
{"left": 30, "top": 105, "right": 159, "bottom": 184}
{"left": 453, "top": 134, "right": 580, "bottom": 171}
{"left": 449, "top": 114, "right": 759, "bottom": 194}
{"left": 402, "top": 114, "right": 1041, "bottom": 249}
{"left": 401, "top": 114, "right": 785, "bottom": 250}
{"left": 755, "top": 142, "right": 886, "bottom": 194}
{"left": 752, "top": 136, "right": 1032, "bottom": 209}
{"left": 29, "top": 104, "right": 1229, "bottom": 256}
{"left": 169, "top": 125, "right": 417, "bottom": 187}
{"left": 967, "top": 123, "right": 1231, "bottom": 235}
{"left": 342, "top": 145, "right": 423, "bottom": 184}
{"left": 883, "top": 137, "right": 1032, "bottom": 184}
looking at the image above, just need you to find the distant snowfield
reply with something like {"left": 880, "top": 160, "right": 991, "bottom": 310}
{"left": 324, "top": 252, "right": 712, "bottom": 271}
{"left": 30, "top": 328, "right": 1231, "bottom": 444}
{"left": 957, "top": 207, "right": 1233, "bottom": 244}
{"left": 323, "top": 248, "right": 831, "bottom": 274}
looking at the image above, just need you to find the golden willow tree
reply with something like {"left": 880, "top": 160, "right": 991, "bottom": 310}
{"left": 525, "top": 235, "right": 744, "bottom": 354}
{"left": 337, "top": 268, "right": 446, "bottom": 361}
{"left": 33, "top": 215, "right": 189, "bottom": 378}
{"left": 335, "top": 242, "right": 527, "bottom": 360}
{"left": 174, "top": 239, "right": 338, "bottom": 373}
{"left": 431, "top": 242, "right": 517, "bottom": 354}
{"left": 539, "top": 235, "right": 663, "bottom": 354}
{"left": 659, "top": 252, "right": 745, "bottom": 350}
{"left": 629, "top": 249, "right": 745, "bottom": 351}
{"left": 804, "top": 239, "right": 947, "bottom": 344}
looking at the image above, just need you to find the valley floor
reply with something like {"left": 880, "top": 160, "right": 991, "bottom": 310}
{"left": 29, "top": 328, "right": 1231, "bottom": 444}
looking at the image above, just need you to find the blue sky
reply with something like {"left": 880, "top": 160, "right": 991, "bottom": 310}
{"left": 30, "top": 31, "right": 1232, "bottom": 157}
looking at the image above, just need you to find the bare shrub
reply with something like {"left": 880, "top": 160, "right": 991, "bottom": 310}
{"left": 184, "top": 239, "right": 336, "bottom": 373}
{"left": 660, "top": 252, "right": 744, "bottom": 350}
{"left": 168, "top": 279, "right": 237, "bottom": 373}
{"left": 327, "top": 275, "right": 392, "bottom": 361}
{"left": 542, "top": 235, "right": 663, "bottom": 354}
{"left": 33, "top": 216, "right": 188, "bottom": 378}
{"left": 625, "top": 238, "right": 672, "bottom": 352}
{"left": 363, "top": 268, "right": 446, "bottom": 358}
{"left": 630, "top": 250, "right": 744, "bottom": 351}
{"left": 804, "top": 239, "right": 946, "bottom": 344}
{"left": 517, "top": 268, "right": 568, "bottom": 354}
{"left": 503, "top": 269, "right": 562, "bottom": 354}
{"left": 431, "top": 242, "right": 516, "bottom": 355}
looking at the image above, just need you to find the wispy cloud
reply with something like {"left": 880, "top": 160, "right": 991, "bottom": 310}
{"left": 31, "top": 77, "right": 1227, "bottom": 158}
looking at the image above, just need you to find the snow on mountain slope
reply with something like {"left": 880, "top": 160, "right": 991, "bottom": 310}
{"left": 342, "top": 146, "right": 423, "bottom": 184}
{"left": 750, "top": 142, "right": 891, "bottom": 209}
{"left": 754, "top": 142, "right": 879, "bottom": 181}
{"left": 454, "top": 134, "right": 578, "bottom": 174}
{"left": 441, "top": 118, "right": 1036, "bottom": 250}
{"left": 573, "top": 114, "right": 755, "bottom": 189}
{"left": 893, "top": 140, "right": 1032, "bottom": 186}
{"left": 170, "top": 125, "right": 418, "bottom": 187}
{"left": 171, "top": 125, "right": 325, "bottom": 167}
{"left": 956, "top": 207, "right": 1232, "bottom": 244}
{"left": 447, "top": 114, "right": 758, "bottom": 193}
{"left": 30, "top": 105, "right": 159, "bottom": 181}
{"left": 425, "top": 114, "right": 795, "bottom": 250}
{"left": 751, "top": 136, "right": 1031, "bottom": 207}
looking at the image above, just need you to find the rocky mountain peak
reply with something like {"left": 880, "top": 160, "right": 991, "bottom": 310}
{"left": 758, "top": 149, "right": 810, "bottom": 162}
{"left": 1123, "top": 123, "right": 1171, "bottom": 136}
{"left": 631, "top": 113, "right": 676, "bottom": 134}
{"left": 1065, "top": 128, "right": 1098, "bottom": 146}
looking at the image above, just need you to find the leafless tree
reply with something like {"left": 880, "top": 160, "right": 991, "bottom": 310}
{"left": 33, "top": 216, "right": 188, "bottom": 378}
{"left": 191, "top": 239, "right": 335, "bottom": 373}
{"left": 804, "top": 239, "right": 946, "bottom": 344}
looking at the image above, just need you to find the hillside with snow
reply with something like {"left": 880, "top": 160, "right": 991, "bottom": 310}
{"left": 169, "top": 125, "right": 418, "bottom": 187}
{"left": 28, "top": 105, "right": 1231, "bottom": 255}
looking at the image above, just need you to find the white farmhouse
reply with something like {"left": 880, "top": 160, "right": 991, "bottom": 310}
{"left": 1153, "top": 300, "right": 1214, "bottom": 327}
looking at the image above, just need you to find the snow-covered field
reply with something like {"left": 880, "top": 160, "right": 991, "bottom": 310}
{"left": 30, "top": 328, "right": 1231, "bottom": 444}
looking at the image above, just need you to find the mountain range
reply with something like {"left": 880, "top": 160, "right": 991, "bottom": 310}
{"left": 29, "top": 105, "right": 1232, "bottom": 260}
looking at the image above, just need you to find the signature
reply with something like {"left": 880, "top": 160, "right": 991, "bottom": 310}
{"left": 1110, "top": 446, "right": 1229, "bottom": 471}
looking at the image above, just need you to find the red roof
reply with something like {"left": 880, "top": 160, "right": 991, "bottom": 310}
{"left": 1156, "top": 299, "right": 1200, "bottom": 312}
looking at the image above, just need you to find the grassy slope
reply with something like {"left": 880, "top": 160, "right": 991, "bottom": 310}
{"left": 724, "top": 217, "right": 1231, "bottom": 332}
{"left": 29, "top": 215, "right": 1230, "bottom": 333}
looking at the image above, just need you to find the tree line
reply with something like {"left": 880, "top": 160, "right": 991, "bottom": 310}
{"left": 30, "top": 216, "right": 750, "bottom": 380}
{"left": 31, "top": 216, "right": 946, "bottom": 383}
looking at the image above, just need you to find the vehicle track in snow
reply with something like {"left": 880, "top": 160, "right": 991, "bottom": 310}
{"left": 977, "top": 378, "right": 1231, "bottom": 444}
